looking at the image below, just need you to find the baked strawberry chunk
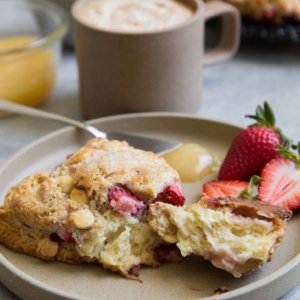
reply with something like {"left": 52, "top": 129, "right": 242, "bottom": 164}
{"left": 155, "top": 183, "right": 185, "bottom": 206}
{"left": 108, "top": 187, "right": 145, "bottom": 216}
{"left": 56, "top": 227, "right": 76, "bottom": 244}
{"left": 154, "top": 245, "right": 182, "bottom": 263}
{"left": 49, "top": 233, "right": 64, "bottom": 243}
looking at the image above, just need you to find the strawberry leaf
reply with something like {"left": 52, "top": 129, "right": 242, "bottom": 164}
{"left": 256, "top": 105, "right": 266, "bottom": 120}
{"left": 264, "top": 101, "right": 275, "bottom": 127}
{"left": 246, "top": 102, "right": 293, "bottom": 149}
{"left": 246, "top": 115, "right": 270, "bottom": 127}
{"left": 277, "top": 145, "right": 300, "bottom": 164}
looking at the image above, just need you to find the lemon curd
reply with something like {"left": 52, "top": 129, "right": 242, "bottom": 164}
{"left": 0, "top": 36, "right": 57, "bottom": 107}
{"left": 162, "top": 143, "right": 221, "bottom": 183}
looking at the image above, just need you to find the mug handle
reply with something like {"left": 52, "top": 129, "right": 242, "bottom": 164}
{"left": 204, "top": 1, "right": 241, "bottom": 65}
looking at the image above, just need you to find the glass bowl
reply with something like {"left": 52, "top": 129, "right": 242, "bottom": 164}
{"left": 47, "top": 0, "right": 75, "bottom": 47}
{"left": 0, "top": 0, "right": 69, "bottom": 108}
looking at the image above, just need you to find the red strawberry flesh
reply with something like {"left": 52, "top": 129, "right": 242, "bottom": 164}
{"left": 155, "top": 183, "right": 185, "bottom": 206}
{"left": 49, "top": 233, "right": 64, "bottom": 243}
{"left": 154, "top": 245, "right": 182, "bottom": 263}
{"left": 128, "top": 264, "right": 141, "bottom": 276}
{"left": 56, "top": 227, "right": 76, "bottom": 244}
{"left": 258, "top": 158, "right": 300, "bottom": 211}
{"left": 203, "top": 180, "right": 249, "bottom": 198}
{"left": 219, "top": 126, "right": 283, "bottom": 181}
{"left": 108, "top": 187, "right": 145, "bottom": 216}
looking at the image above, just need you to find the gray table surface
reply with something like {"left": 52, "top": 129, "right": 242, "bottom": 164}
{"left": 0, "top": 41, "right": 300, "bottom": 299}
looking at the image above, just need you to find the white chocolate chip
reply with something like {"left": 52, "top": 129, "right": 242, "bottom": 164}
{"left": 70, "top": 188, "right": 89, "bottom": 205}
{"left": 163, "top": 233, "right": 178, "bottom": 244}
{"left": 58, "top": 176, "right": 75, "bottom": 194}
{"left": 37, "top": 237, "right": 59, "bottom": 258}
{"left": 70, "top": 210, "right": 95, "bottom": 229}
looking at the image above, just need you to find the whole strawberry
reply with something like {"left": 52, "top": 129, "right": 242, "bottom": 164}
{"left": 218, "top": 102, "right": 292, "bottom": 181}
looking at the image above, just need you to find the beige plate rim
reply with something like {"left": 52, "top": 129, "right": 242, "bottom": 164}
{"left": 0, "top": 112, "right": 299, "bottom": 300}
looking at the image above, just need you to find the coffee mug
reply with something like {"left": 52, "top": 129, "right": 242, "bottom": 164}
{"left": 72, "top": 0, "right": 240, "bottom": 119}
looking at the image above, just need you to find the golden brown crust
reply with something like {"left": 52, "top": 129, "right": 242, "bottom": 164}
{"left": 0, "top": 206, "right": 96, "bottom": 264}
{"left": 202, "top": 196, "right": 292, "bottom": 221}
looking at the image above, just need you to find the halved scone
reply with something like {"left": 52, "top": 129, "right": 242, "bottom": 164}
{"left": 0, "top": 138, "right": 185, "bottom": 278}
{"left": 148, "top": 195, "right": 292, "bottom": 278}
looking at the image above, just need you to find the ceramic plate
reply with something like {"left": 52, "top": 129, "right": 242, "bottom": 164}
{"left": 0, "top": 113, "right": 299, "bottom": 300}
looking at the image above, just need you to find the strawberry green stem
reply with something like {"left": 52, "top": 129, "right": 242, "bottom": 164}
{"left": 277, "top": 143, "right": 300, "bottom": 165}
{"left": 246, "top": 101, "right": 293, "bottom": 149}
{"left": 238, "top": 175, "right": 264, "bottom": 201}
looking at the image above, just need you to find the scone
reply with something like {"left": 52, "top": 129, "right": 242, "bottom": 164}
{"left": 0, "top": 138, "right": 185, "bottom": 279}
{"left": 205, "top": 0, "right": 300, "bottom": 23}
{"left": 149, "top": 195, "right": 292, "bottom": 278}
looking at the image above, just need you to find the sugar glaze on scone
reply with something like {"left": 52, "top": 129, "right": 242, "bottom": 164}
{"left": 0, "top": 138, "right": 185, "bottom": 278}
{"left": 149, "top": 195, "right": 292, "bottom": 278}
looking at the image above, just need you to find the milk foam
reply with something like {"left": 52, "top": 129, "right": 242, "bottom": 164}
{"left": 80, "top": 0, "right": 194, "bottom": 33}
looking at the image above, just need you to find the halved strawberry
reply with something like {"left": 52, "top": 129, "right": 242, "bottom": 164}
{"left": 203, "top": 176, "right": 264, "bottom": 201}
{"left": 258, "top": 158, "right": 300, "bottom": 211}
{"left": 203, "top": 180, "right": 249, "bottom": 198}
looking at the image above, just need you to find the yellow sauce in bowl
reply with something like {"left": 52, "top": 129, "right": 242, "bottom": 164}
{"left": 0, "top": 36, "right": 57, "bottom": 107}
{"left": 162, "top": 143, "right": 221, "bottom": 182}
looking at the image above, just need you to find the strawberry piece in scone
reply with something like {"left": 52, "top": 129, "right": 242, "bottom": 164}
{"left": 155, "top": 183, "right": 185, "bottom": 206}
{"left": 108, "top": 187, "right": 146, "bottom": 216}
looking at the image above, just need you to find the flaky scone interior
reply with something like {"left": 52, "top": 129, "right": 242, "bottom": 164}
{"left": 0, "top": 138, "right": 185, "bottom": 279}
{"left": 148, "top": 195, "right": 292, "bottom": 278}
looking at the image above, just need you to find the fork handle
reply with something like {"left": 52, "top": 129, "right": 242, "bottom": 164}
{"left": 0, "top": 98, "right": 106, "bottom": 138}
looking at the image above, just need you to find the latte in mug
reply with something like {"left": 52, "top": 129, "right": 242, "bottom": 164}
{"left": 80, "top": 0, "right": 194, "bottom": 33}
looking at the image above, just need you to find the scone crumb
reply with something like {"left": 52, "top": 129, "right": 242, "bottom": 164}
{"left": 37, "top": 237, "right": 59, "bottom": 258}
{"left": 70, "top": 210, "right": 95, "bottom": 229}
{"left": 213, "top": 287, "right": 229, "bottom": 295}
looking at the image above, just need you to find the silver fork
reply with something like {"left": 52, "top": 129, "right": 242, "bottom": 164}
{"left": 0, "top": 98, "right": 180, "bottom": 153}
